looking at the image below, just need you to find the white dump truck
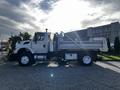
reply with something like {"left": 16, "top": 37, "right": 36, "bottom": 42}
{"left": 11, "top": 30, "right": 108, "bottom": 66}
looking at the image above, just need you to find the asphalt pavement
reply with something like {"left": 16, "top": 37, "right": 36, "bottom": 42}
{"left": 0, "top": 61, "right": 120, "bottom": 90}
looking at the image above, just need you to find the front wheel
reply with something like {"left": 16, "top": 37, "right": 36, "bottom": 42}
{"left": 81, "top": 55, "right": 93, "bottom": 66}
{"left": 18, "top": 53, "right": 35, "bottom": 66}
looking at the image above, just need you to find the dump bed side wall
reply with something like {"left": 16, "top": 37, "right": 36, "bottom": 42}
{"left": 58, "top": 41, "right": 103, "bottom": 51}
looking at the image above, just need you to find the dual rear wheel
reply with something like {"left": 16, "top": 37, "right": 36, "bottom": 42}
{"left": 58, "top": 55, "right": 93, "bottom": 66}
{"left": 81, "top": 55, "right": 93, "bottom": 66}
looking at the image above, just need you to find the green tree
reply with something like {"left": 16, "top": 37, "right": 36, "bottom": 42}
{"left": 9, "top": 35, "right": 22, "bottom": 51}
{"left": 19, "top": 32, "right": 31, "bottom": 41}
{"left": 107, "top": 38, "right": 111, "bottom": 53}
{"left": 8, "top": 35, "right": 22, "bottom": 59}
{"left": 114, "top": 36, "right": 120, "bottom": 54}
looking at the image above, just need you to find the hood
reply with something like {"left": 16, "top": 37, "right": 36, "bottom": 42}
{"left": 15, "top": 40, "right": 31, "bottom": 48}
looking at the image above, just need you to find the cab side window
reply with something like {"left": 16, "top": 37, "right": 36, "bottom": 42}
{"left": 33, "top": 33, "right": 45, "bottom": 42}
{"left": 38, "top": 35, "right": 44, "bottom": 41}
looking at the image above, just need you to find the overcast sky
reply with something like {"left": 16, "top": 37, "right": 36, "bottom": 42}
{"left": 0, "top": 0, "right": 120, "bottom": 39}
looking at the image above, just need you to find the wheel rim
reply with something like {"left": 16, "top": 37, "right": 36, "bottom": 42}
{"left": 83, "top": 56, "right": 91, "bottom": 64}
{"left": 21, "top": 56, "right": 29, "bottom": 65}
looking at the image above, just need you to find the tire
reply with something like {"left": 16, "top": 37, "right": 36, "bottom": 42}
{"left": 18, "top": 52, "right": 34, "bottom": 66}
{"left": 81, "top": 55, "right": 93, "bottom": 66}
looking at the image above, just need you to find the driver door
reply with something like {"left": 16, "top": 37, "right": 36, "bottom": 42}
{"left": 32, "top": 33, "right": 48, "bottom": 54}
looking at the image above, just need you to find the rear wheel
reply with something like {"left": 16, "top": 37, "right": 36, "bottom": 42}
{"left": 18, "top": 53, "right": 35, "bottom": 66}
{"left": 81, "top": 55, "right": 93, "bottom": 66}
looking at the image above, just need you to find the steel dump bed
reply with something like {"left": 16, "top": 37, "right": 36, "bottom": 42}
{"left": 54, "top": 33, "right": 108, "bottom": 52}
{"left": 58, "top": 40, "right": 103, "bottom": 50}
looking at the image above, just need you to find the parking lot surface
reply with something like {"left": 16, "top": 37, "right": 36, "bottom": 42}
{"left": 0, "top": 61, "right": 120, "bottom": 90}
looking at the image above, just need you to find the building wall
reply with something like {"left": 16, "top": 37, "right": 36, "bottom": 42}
{"left": 65, "top": 22, "right": 120, "bottom": 43}
{"left": 87, "top": 22, "right": 120, "bottom": 43}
